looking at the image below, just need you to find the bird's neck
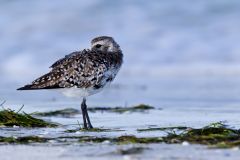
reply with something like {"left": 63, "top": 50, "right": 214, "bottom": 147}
{"left": 109, "top": 50, "right": 123, "bottom": 66}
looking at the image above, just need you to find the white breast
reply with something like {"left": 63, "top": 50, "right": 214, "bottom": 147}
{"left": 58, "top": 86, "right": 105, "bottom": 98}
{"left": 57, "top": 66, "right": 120, "bottom": 98}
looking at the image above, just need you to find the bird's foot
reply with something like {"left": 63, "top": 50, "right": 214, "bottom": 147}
{"left": 82, "top": 121, "right": 93, "bottom": 130}
{"left": 88, "top": 123, "right": 93, "bottom": 129}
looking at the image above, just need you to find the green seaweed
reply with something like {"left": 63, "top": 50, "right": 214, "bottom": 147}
{"left": 1, "top": 122, "right": 240, "bottom": 148}
{"left": 32, "top": 108, "right": 79, "bottom": 117}
{"left": 77, "top": 135, "right": 163, "bottom": 144}
{"left": 31, "top": 104, "right": 154, "bottom": 117}
{"left": 78, "top": 136, "right": 111, "bottom": 143}
{"left": 135, "top": 122, "right": 240, "bottom": 148}
{"left": 114, "top": 147, "right": 149, "bottom": 155}
{"left": 0, "top": 135, "right": 162, "bottom": 144}
{"left": 88, "top": 104, "right": 155, "bottom": 113}
{"left": 0, "top": 109, "right": 57, "bottom": 127}
{"left": 0, "top": 135, "right": 163, "bottom": 144}
{"left": 161, "top": 122, "right": 240, "bottom": 148}
{"left": 132, "top": 104, "right": 154, "bottom": 110}
{"left": 0, "top": 136, "right": 50, "bottom": 144}
{"left": 113, "top": 135, "right": 163, "bottom": 144}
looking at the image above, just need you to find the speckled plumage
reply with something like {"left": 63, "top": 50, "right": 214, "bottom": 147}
{"left": 18, "top": 36, "right": 123, "bottom": 129}
{"left": 18, "top": 36, "right": 123, "bottom": 97}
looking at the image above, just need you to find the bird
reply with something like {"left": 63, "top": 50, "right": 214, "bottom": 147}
{"left": 17, "top": 36, "right": 123, "bottom": 129}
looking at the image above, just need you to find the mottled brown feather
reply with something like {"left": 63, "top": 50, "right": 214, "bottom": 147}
{"left": 17, "top": 49, "right": 123, "bottom": 90}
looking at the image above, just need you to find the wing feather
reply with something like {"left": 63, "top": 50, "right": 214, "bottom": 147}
{"left": 17, "top": 49, "right": 111, "bottom": 90}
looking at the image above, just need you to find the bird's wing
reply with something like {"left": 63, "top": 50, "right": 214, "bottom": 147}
{"left": 17, "top": 50, "right": 109, "bottom": 90}
{"left": 50, "top": 50, "right": 86, "bottom": 68}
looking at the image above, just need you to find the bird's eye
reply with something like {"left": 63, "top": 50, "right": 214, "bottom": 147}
{"left": 95, "top": 44, "right": 102, "bottom": 48}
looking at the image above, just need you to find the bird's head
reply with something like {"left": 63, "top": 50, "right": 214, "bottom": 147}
{"left": 91, "top": 36, "right": 120, "bottom": 52}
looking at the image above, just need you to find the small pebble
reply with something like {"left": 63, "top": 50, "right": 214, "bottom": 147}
{"left": 102, "top": 140, "right": 110, "bottom": 144}
{"left": 182, "top": 141, "right": 189, "bottom": 146}
{"left": 13, "top": 125, "right": 19, "bottom": 128}
{"left": 232, "top": 147, "right": 239, "bottom": 151}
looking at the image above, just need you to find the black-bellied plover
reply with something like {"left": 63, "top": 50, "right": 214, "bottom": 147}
{"left": 17, "top": 36, "right": 123, "bottom": 129}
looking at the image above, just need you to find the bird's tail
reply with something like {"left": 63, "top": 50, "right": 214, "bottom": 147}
{"left": 17, "top": 85, "right": 36, "bottom": 90}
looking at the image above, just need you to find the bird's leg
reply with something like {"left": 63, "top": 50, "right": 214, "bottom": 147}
{"left": 81, "top": 98, "right": 88, "bottom": 129}
{"left": 82, "top": 98, "right": 93, "bottom": 129}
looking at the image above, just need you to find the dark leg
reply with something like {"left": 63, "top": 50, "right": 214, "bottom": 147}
{"left": 82, "top": 98, "right": 93, "bottom": 128}
{"left": 81, "top": 98, "right": 87, "bottom": 129}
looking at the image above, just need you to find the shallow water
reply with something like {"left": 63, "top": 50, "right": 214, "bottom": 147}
{"left": 1, "top": 144, "right": 240, "bottom": 160}
{"left": 1, "top": 106, "right": 240, "bottom": 160}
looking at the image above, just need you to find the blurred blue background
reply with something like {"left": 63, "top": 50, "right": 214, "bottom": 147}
{"left": 1, "top": 0, "right": 240, "bottom": 109}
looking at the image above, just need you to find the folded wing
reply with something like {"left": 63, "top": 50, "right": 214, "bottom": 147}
{"left": 17, "top": 50, "right": 109, "bottom": 90}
